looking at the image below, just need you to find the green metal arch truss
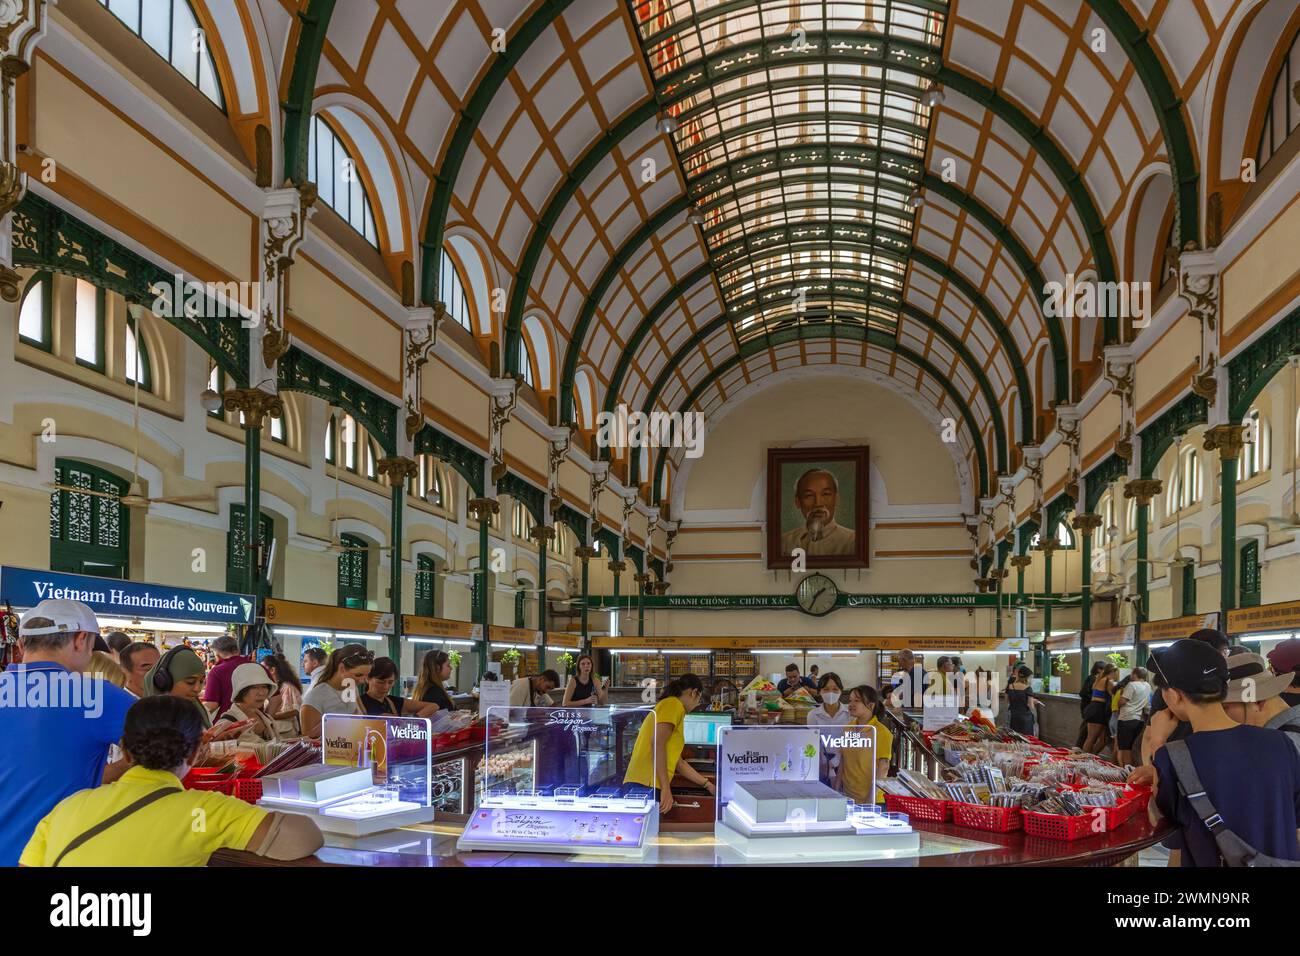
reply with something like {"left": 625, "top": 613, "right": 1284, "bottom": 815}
{"left": 650, "top": 326, "right": 992, "bottom": 501}
{"left": 598, "top": 222, "right": 1037, "bottom": 441}
{"left": 413, "top": 423, "right": 486, "bottom": 497}
{"left": 626, "top": 295, "right": 1009, "bottom": 484}
{"left": 420, "top": 0, "right": 578, "bottom": 304}
{"left": 556, "top": 145, "right": 1071, "bottom": 421}
{"left": 552, "top": 502, "right": 589, "bottom": 544}
{"left": 1138, "top": 391, "right": 1208, "bottom": 479}
{"left": 281, "top": 0, "right": 337, "bottom": 185}
{"left": 1227, "top": 303, "right": 1300, "bottom": 422}
{"left": 277, "top": 346, "right": 399, "bottom": 455}
{"left": 496, "top": 471, "right": 547, "bottom": 524}
{"left": 1084, "top": 452, "right": 1128, "bottom": 514}
{"left": 1084, "top": 0, "right": 1200, "bottom": 249}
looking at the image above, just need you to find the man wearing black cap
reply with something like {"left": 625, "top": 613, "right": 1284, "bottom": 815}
{"left": 1148, "top": 639, "right": 1300, "bottom": 867}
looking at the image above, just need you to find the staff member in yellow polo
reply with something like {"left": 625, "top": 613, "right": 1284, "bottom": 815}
{"left": 21, "top": 696, "right": 324, "bottom": 867}
{"left": 839, "top": 685, "right": 894, "bottom": 805}
{"left": 623, "top": 674, "right": 715, "bottom": 814}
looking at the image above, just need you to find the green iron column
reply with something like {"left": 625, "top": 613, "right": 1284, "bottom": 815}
{"left": 1010, "top": 554, "right": 1032, "bottom": 661}
{"left": 575, "top": 546, "right": 595, "bottom": 652}
{"left": 223, "top": 389, "right": 281, "bottom": 603}
{"left": 1205, "top": 425, "right": 1246, "bottom": 620}
{"left": 634, "top": 569, "right": 648, "bottom": 639}
{"left": 532, "top": 525, "right": 553, "bottom": 669}
{"left": 1040, "top": 541, "right": 1056, "bottom": 679}
{"left": 1126, "top": 479, "right": 1161, "bottom": 629}
{"left": 1073, "top": 513, "right": 1102, "bottom": 685}
{"left": 377, "top": 458, "right": 417, "bottom": 671}
{"left": 467, "top": 497, "right": 498, "bottom": 680}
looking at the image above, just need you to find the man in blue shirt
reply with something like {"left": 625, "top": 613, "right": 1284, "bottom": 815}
{"left": 777, "top": 663, "right": 815, "bottom": 696}
{"left": 0, "top": 600, "right": 135, "bottom": 866}
{"left": 1149, "top": 639, "right": 1300, "bottom": 867}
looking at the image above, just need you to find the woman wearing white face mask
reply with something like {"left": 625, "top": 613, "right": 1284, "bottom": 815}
{"left": 806, "top": 673, "right": 851, "bottom": 788}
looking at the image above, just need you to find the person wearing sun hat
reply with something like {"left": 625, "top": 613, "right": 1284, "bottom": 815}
{"left": 1223, "top": 650, "right": 1300, "bottom": 758}
{"left": 1147, "top": 638, "right": 1300, "bottom": 867}
{"left": 1267, "top": 637, "right": 1300, "bottom": 708}
{"left": 0, "top": 599, "right": 136, "bottom": 866}
{"left": 216, "top": 662, "right": 290, "bottom": 743}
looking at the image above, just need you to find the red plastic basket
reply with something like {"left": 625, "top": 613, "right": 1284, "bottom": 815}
{"left": 884, "top": 795, "right": 950, "bottom": 822}
{"left": 232, "top": 778, "right": 264, "bottom": 804}
{"left": 950, "top": 802, "right": 1022, "bottom": 832}
{"left": 183, "top": 770, "right": 236, "bottom": 796}
{"left": 1023, "top": 809, "right": 1107, "bottom": 840}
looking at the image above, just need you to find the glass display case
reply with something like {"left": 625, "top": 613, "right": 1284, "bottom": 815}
{"left": 458, "top": 706, "right": 658, "bottom": 857}
{"left": 713, "top": 723, "right": 918, "bottom": 860}
{"left": 259, "top": 714, "right": 437, "bottom": 836}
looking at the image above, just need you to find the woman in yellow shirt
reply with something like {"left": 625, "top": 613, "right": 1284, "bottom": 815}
{"left": 623, "top": 674, "right": 715, "bottom": 814}
{"left": 21, "top": 696, "right": 324, "bottom": 867}
{"left": 838, "top": 685, "right": 894, "bottom": 805}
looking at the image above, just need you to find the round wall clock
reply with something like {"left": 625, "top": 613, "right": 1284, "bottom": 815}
{"left": 795, "top": 573, "right": 838, "bottom": 616}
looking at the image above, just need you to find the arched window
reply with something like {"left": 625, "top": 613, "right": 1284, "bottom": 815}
{"left": 1239, "top": 408, "right": 1270, "bottom": 480}
{"left": 414, "top": 554, "right": 436, "bottom": 617}
{"left": 1030, "top": 524, "right": 1073, "bottom": 549}
{"left": 341, "top": 414, "right": 358, "bottom": 472}
{"left": 49, "top": 459, "right": 129, "bottom": 578}
{"left": 124, "top": 316, "right": 152, "bottom": 391}
{"left": 97, "top": 0, "right": 223, "bottom": 107}
{"left": 513, "top": 502, "right": 534, "bottom": 541}
{"left": 324, "top": 415, "right": 336, "bottom": 464}
{"left": 337, "top": 534, "right": 368, "bottom": 608}
{"left": 365, "top": 439, "right": 378, "bottom": 480}
{"left": 439, "top": 249, "right": 473, "bottom": 332}
{"left": 574, "top": 370, "right": 595, "bottom": 430}
{"left": 1172, "top": 445, "right": 1201, "bottom": 510}
{"left": 269, "top": 412, "right": 285, "bottom": 444}
{"left": 1256, "top": 26, "right": 1300, "bottom": 172}
{"left": 75, "top": 279, "right": 104, "bottom": 370}
{"left": 518, "top": 337, "right": 535, "bottom": 388}
{"left": 18, "top": 273, "right": 50, "bottom": 349}
{"left": 308, "top": 114, "right": 378, "bottom": 247}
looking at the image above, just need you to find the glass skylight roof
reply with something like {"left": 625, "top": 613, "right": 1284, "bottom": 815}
{"left": 630, "top": 0, "right": 948, "bottom": 344}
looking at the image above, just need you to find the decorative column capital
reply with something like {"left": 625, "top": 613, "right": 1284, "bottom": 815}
{"left": 650, "top": 581, "right": 670, "bottom": 596}
{"left": 1071, "top": 512, "right": 1103, "bottom": 534}
{"left": 1123, "top": 478, "right": 1163, "bottom": 507}
{"left": 574, "top": 545, "right": 598, "bottom": 563}
{"left": 988, "top": 568, "right": 1009, "bottom": 582}
{"left": 466, "top": 497, "right": 500, "bottom": 524}
{"left": 528, "top": 524, "right": 556, "bottom": 545}
{"left": 1203, "top": 423, "right": 1246, "bottom": 461}
{"left": 1009, "top": 555, "right": 1033, "bottom": 570}
{"left": 222, "top": 387, "right": 283, "bottom": 429}
{"left": 633, "top": 572, "right": 652, "bottom": 586}
{"left": 376, "top": 456, "right": 419, "bottom": 484}
{"left": 606, "top": 559, "right": 627, "bottom": 574}
{"left": 1038, "top": 538, "right": 1059, "bottom": 556}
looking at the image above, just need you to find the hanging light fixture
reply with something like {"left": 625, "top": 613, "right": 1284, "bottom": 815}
{"left": 657, "top": 112, "right": 679, "bottom": 135}
{"left": 922, "top": 84, "right": 945, "bottom": 109}
{"left": 907, "top": 190, "right": 925, "bottom": 209}
{"left": 200, "top": 359, "right": 223, "bottom": 413}
{"left": 687, "top": 205, "right": 706, "bottom": 225}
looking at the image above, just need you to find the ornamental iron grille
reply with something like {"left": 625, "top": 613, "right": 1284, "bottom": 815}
{"left": 50, "top": 459, "right": 129, "bottom": 579}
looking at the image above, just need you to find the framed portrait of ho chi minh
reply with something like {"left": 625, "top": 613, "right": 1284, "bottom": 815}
{"left": 766, "top": 445, "right": 869, "bottom": 569}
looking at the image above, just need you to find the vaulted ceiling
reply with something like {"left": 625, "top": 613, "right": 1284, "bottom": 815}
{"left": 275, "top": 0, "right": 1211, "bottom": 500}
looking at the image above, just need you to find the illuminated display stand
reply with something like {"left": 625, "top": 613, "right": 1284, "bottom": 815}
{"left": 715, "top": 724, "right": 919, "bottom": 861}
{"left": 457, "top": 706, "right": 658, "bottom": 858}
{"left": 257, "top": 714, "right": 436, "bottom": 837}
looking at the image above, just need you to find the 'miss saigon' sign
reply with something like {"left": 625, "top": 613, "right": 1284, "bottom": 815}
{"left": 0, "top": 566, "right": 254, "bottom": 625}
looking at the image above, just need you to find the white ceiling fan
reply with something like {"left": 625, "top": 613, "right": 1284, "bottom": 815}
{"left": 47, "top": 309, "right": 213, "bottom": 510}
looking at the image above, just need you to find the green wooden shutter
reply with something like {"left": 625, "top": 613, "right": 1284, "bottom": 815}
{"left": 49, "top": 459, "right": 129, "bottom": 578}
{"left": 414, "top": 554, "right": 435, "bottom": 617}
{"left": 1239, "top": 540, "right": 1261, "bottom": 608}
{"left": 228, "top": 506, "right": 274, "bottom": 594}
{"left": 337, "top": 534, "right": 368, "bottom": 608}
{"left": 1180, "top": 562, "right": 1196, "bottom": 617}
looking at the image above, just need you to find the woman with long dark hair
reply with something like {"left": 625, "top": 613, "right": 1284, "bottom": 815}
{"left": 264, "top": 653, "right": 303, "bottom": 717}
{"left": 1006, "top": 665, "right": 1043, "bottom": 735}
{"left": 1082, "top": 662, "right": 1118, "bottom": 754}
{"left": 623, "top": 673, "right": 715, "bottom": 814}
{"left": 19, "top": 696, "right": 323, "bottom": 866}
{"left": 561, "top": 653, "right": 607, "bottom": 707}
{"left": 300, "top": 644, "right": 373, "bottom": 740}
{"left": 413, "top": 649, "right": 456, "bottom": 713}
